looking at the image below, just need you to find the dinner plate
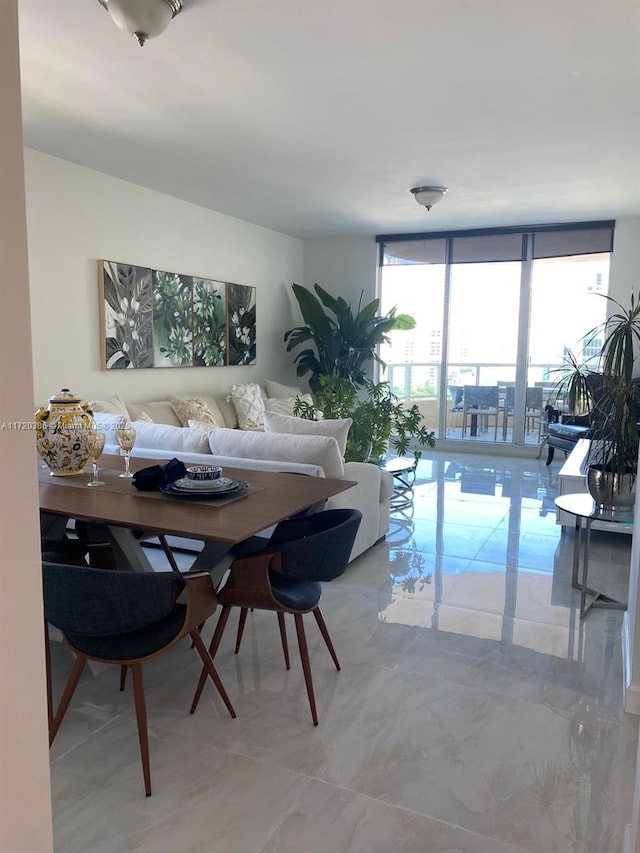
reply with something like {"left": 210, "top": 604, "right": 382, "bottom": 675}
{"left": 172, "top": 476, "right": 235, "bottom": 492}
{"left": 160, "top": 479, "right": 248, "bottom": 500}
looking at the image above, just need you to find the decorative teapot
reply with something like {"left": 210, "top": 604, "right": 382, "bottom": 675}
{"left": 35, "top": 389, "right": 95, "bottom": 476}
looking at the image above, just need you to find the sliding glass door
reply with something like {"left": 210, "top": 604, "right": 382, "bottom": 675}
{"left": 377, "top": 223, "right": 613, "bottom": 446}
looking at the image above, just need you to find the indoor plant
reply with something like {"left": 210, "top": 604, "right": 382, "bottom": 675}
{"left": 293, "top": 376, "right": 436, "bottom": 463}
{"left": 284, "top": 283, "right": 415, "bottom": 391}
{"left": 554, "top": 293, "right": 640, "bottom": 509}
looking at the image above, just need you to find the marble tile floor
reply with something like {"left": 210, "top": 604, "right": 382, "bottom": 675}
{"left": 49, "top": 451, "right": 639, "bottom": 853}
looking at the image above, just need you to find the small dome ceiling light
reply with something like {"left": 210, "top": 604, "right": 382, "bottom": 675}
{"left": 98, "top": 0, "right": 183, "bottom": 47}
{"left": 410, "top": 186, "right": 448, "bottom": 211}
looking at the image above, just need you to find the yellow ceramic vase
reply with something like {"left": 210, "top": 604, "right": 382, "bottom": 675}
{"left": 35, "top": 388, "right": 95, "bottom": 476}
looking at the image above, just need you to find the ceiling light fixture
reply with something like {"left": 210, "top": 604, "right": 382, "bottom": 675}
{"left": 98, "top": 0, "right": 183, "bottom": 47}
{"left": 410, "top": 186, "right": 448, "bottom": 211}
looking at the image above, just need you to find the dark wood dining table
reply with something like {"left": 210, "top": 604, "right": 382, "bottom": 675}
{"left": 39, "top": 455, "right": 356, "bottom": 572}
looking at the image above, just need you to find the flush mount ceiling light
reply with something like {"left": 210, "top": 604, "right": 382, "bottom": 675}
{"left": 409, "top": 186, "right": 448, "bottom": 211}
{"left": 98, "top": 0, "right": 183, "bottom": 47}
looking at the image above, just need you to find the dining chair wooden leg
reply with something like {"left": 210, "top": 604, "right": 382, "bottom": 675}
{"left": 312, "top": 608, "right": 340, "bottom": 671}
{"left": 49, "top": 655, "right": 87, "bottom": 746}
{"left": 120, "top": 665, "right": 127, "bottom": 692}
{"left": 293, "top": 614, "right": 318, "bottom": 726}
{"left": 277, "top": 611, "right": 290, "bottom": 670}
{"left": 189, "top": 630, "right": 236, "bottom": 719}
{"left": 158, "top": 535, "right": 180, "bottom": 573}
{"left": 44, "top": 619, "right": 53, "bottom": 728}
{"left": 234, "top": 608, "right": 248, "bottom": 654}
{"left": 130, "top": 663, "right": 152, "bottom": 797}
{"left": 190, "top": 605, "right": 232, "bottom": 714}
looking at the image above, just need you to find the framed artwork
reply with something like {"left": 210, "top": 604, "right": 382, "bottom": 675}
{"left": 193, "top": 278, "right": 227, "bottom": 366}
{"left": 152, "top": 270, "right": 193, "bottom": 367}
{"left": 99, "top": 261, "right": 153, "bottom": 369}
{"left": 99, "top": 261, "right": 251, "bottom": 370}
{"left": 227, "top": 282, "right": 256, "bottom": 365}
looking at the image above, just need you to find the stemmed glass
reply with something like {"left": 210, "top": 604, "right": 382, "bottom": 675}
{"left": 116, "top": 424, "right": 137, "bottom": 478}
{"left": 85, "top": 429, "right": 106, "bottom": 487}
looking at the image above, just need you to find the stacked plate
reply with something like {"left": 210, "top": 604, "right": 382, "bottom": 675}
{"left": 161, "top": 476, "right": 248, "bottom": 499}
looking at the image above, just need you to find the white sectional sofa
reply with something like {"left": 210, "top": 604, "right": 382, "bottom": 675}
{"left": 92, "top": 384, "right": 393, "bottom": 562}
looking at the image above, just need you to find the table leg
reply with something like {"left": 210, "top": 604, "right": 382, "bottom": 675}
{"left": 571, "top": 515, "right": 581, "bottom": 588}
{"left": 572, "top": 517, "right": 626, "bottom": 619}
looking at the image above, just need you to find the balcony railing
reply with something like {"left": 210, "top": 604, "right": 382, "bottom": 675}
{"left": 383, "top": 362, "right": 565, "bottom": 445}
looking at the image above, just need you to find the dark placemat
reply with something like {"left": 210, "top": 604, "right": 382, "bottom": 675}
{"left": 38, "top": 465, "right": 263, "bottom": 507}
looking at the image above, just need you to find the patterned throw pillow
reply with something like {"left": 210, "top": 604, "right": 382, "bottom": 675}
{"left": 169, "top": 397, "right": 220, "bottom": 429}
{"left": 228, "top": 382, "right": 266, "bottom": 430}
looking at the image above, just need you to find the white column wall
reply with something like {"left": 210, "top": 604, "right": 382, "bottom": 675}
{"left": 25, "top": 150, "right": 304, "bottom": 406}
{"left": 0, "top": 4, "right": 54, "bottom": 851}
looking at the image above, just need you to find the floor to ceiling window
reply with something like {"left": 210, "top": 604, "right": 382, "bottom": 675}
{"left": 377, "top": 222, "right": 614, "bottom": 446}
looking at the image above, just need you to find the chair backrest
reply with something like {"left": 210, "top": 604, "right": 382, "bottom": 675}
{"left": 463, "top": 385, "right": 499, "bottom": 408}
{"left": 269, "top": 508, "right": 362, "bottom": 582}
{"left": 525, "top": 386, "right": 543, "bottom": 409}
{"left": 42, "top": 563, "right": 182, "bottom": 636}
{"left": 448, "top": 385, "right": 463, "bottom": 407}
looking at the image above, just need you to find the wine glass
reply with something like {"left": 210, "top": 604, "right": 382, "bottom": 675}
{"left": 116, "top": 424, "right": 136, "bottom": 478}
{"left": 85, "top": 429, "right": 106, "bottom": 487}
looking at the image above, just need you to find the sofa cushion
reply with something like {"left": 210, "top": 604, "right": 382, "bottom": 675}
{"left": 130, "top": 421, "right": 209, "bottom": 454}
{"left": 208, "top": 428, "right": 344, "bottom": 478}
{"left": 127, "top": 400, "right": 182, "bottom": 426}
{"left": 169, "top": 396, "right": 220, "bottom": 429}
{"left": 266, "top": 379, "right": 305, "bottom": 399}
{"left": 229, "top": 382, "right": 266, "bottom": 430}
{"left": 93, "top": 411, "right": 127, "bottom": 439}
{"left": 196, "top": 394, "right": 231, "bottom": 429}
{"left": 263, "top": 411, "right": 352, "bottom": 457}
{"left": 264, "top": 395, "right": 313, "bottom": 417}
{"left": 89, "top": 394, "right": 131, "bottom": 419}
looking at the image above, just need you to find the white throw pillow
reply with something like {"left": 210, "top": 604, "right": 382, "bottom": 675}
{"left": 263, "top": 411, "right": 352, "bottom": 457}
{"left": 209, "top": 428, "right": 344, "bottom": 478}
{"left": 89, "top": 394, "right": 131, "bottom": 419}
{"left": 169, "top": 396, "right": 220, "bottom": 429}
{"left": 264, "top": 394, "right": 314, "bottom": 417}
{"left": 229, "top": 382, "right": 265, "bottom": 430}
{"left": 265, "top": 379, "right": 304, "bottom": 399}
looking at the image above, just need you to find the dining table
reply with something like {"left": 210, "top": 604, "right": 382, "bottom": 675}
{"left": 39, "top": 455, "right": 356, "bottom": 573}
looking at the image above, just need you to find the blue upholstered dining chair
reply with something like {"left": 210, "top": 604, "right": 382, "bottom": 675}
{"left": 190, "top": 508, "right": 362, "bottom": 726}
{"left": 43, "top": 563, "right": 236, "bottom": 796}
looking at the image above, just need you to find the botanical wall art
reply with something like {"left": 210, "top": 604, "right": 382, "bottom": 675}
{"left": 98, "top": 260, "right": 256, "bottom": 370}
{"left": 227, "top": 282, "right": 257, "bottom": 365}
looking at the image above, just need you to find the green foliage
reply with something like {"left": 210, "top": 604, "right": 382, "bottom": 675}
{"left": 192, "top": 278, "right": 226, "bottom": 367}
{"left": 293, "top": 376, "right": 436, "bottom": 463}
{"left": 284, "top": 283, "right": 415, "bottom": 390}
{"left": 553, "top": 292, "right": 640, "bottom": 477}
{"left": 153, "top": 271, "right": 193, "bottom": 366}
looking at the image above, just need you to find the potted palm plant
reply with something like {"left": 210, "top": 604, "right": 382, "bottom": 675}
{"left": 284, "top": 283, "right": 416, "bottom": 391}
{"left": 555, "top": 293, "right": 640, "bottom": 509}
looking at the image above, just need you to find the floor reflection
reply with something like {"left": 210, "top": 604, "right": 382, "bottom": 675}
{"left": 382, "top": 452, "right": 631, "bottom": 663}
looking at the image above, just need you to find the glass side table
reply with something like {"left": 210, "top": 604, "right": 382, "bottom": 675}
{"left": 554, "top": 492, "right": 633, "bottom": 619}
{"left": 381, "top": 455, "right": 418, "bottom": 511}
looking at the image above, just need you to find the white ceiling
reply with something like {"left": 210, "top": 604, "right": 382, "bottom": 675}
{"left": 17, "top": 0, "right": 640, "bottom": 239}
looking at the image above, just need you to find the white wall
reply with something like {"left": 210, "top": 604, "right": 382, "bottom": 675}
{"left": 24, "top": 150, "right": 304, "bottom": 406}
{"left": 303, "top": 237, "right": 379, "bottom": 307}
{"left": 0, "top": 4, "right": 54, "bottom": 851}
{"left": 609, "top": 217, "right": 640, "bottom": 308}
